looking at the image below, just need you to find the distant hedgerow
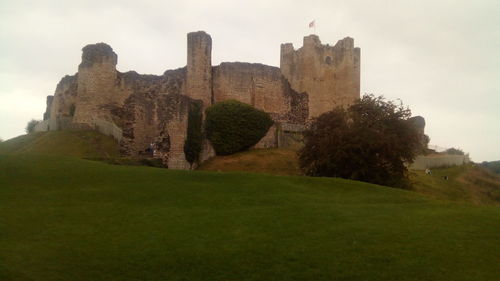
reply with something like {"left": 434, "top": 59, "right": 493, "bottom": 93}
{"left": 205, "top": 100, "right": 274, "bottom": 155}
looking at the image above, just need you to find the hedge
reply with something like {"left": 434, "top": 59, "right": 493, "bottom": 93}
{"left": 205, "top": 100, "right": 273, "bottom": 155}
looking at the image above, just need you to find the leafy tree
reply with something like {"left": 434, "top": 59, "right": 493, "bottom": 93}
{"left": 25, "top": 119, "right": 41, "bottom": 134}
{"left": 205, "top": 100, "right": 274, "bottom": 155}
{"left": 299, "top": 94, "right": 425, "bottom": 188}
{"left": 184, "top": 101, "right": 203, "bottom": 167}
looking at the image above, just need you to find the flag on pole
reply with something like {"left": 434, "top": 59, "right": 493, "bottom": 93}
{"left": 309, "top": 20, "right": 315, "bottom": 28}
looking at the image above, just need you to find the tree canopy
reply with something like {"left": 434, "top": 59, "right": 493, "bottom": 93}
{"left": 298, "top": 94, "right": 427, "bottom": 188}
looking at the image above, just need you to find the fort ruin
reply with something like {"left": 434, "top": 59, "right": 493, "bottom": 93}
{"left": 37, "top": 31, "right": 361, "bottom": 169}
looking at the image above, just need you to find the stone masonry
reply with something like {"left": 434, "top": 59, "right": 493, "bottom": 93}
{"left": 42, "top": 31, "right": 360, "bottom": 169}
{"left": 281, "top": 35, "right": 360, "bottom": 118}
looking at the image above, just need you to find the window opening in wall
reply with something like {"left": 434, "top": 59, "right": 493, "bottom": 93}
{"left": 69, "top": 104, "right": 76, "bottom": 116}
{"left": 325, "top": 56, "right": 332, "bottom": 65}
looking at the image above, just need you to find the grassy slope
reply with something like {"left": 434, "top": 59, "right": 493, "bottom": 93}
{"left": 199, "top": 147, "right": 301, "bottom": 176}
{"left": 1, "top": 154, "right": 500, "bottom": 281}
{"left": 200, "top": 148, "right": 500, "bottom": 205}
{"left": 411, "top": 165, "right": 500, "bottom": 205}
{"left": 0, "top": 131, "right": 119, "bottom": 158}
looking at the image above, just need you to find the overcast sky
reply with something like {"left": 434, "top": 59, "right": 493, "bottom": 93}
{"left": 0, "top": 0, "right": 498, "bottom": 161}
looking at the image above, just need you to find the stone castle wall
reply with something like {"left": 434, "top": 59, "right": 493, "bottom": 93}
{"left": 48, "top": 75, "right": 78, "bottom": 130}
{"left": 410, "top": 154, "right": 470, "bottom": 170}
{"left": 43, "top": 31, "right": 360, "bottom": 169}
{"left": 281, "top": 35, "right": 360, "bottom": 118}
{"left": 47, "top": 44, "right": 193, "bottom": 168}
{"left": 212, "top": 62, "right": 308, "bottom": 123}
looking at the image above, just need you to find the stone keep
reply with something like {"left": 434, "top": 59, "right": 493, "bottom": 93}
{"left": 42, "top": 31, "right": 360, "bottom": 169}
{"left": 281, "top": 35, "right": 360, "bottom": 118}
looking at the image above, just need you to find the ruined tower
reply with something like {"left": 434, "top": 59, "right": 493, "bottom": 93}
{"left": 186, "top": 31, "right": 213, "bottom": 107}
{"left": 73, "top": 43, "right": 118, "bottom": 124}
{"left": 280, "top": 35, "right": 360, "bottom": 118}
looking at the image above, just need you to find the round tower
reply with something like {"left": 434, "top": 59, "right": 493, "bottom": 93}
{"left": 74, "top": 43, "right": 118, "bottom": 124}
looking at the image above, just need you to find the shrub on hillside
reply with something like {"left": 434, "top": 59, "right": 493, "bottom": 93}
{"left": 205, "top": 100, "right": 274, "bottom": 155}
{"left": 184, "top": 101, "right": 203, "bottom": 167}
{"left": 25, "top": 119, "right": 41, "bottom": 134}
{"left": 298, "top": 94, "right": 426, "bottom": 189}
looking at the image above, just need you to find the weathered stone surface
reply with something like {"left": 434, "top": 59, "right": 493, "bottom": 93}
{"left": 213, "top": 62, "right": 308, "bottom": 123}
{"left": 43, "top": 96, "right": 53, "bottom": 121}
{"left": 79, "top": 43, "right": 117, "bottom": 68}
{"left": 186, "top": 31, "right": 212, "bottom": 108}
{"left": 115, "top": 70, "right": 190, "bottom": 169}
{"left": 409, "top": 116, "right": 426, "bottom": 130}
{"left": 73, "top": 43, "right": 119, "bottom": 125}
{"left": 254, "top": 124, "right": 278, "bottom": 149}
{"left": 281, "top": 35, "right": 360, "bottom": 118}
{"left": 49, "top": 74, "right": 78, "bottom": 130}
{"left": 44, "top": 31, "right": 360, "bottom": 169}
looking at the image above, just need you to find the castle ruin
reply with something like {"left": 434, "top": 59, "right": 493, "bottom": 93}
{"left": 39, "top": 31, "right": 360, "bottom": 169}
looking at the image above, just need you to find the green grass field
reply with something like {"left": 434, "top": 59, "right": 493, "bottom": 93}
{"left": 1, "top": 154, "right": 500, "bottom": 281}
{"left": 1, "top": 132, "right": 499, "bottom": 280}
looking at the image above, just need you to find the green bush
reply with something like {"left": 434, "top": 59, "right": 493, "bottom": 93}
{"left": 205, "top": 100, "right": 274, "bottom": 155}
{"left": 184, "top": 101, "right": 203, "bottom": 166}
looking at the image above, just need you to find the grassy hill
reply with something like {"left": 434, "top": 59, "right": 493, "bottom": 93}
{"left": 200, "top": 148, "right": 500, "bottom": 205}
{"left": 411, "top": 165, "right": 500, "bottom": 205}
{"left": 0, "top": 131, "right": 119, "bottom": 158}
{"left": 3, "top": 132, "right": 499, "bottom": 205}
{"left": 0, "top": 154, "right": 499, "bottom": 281}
